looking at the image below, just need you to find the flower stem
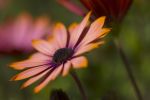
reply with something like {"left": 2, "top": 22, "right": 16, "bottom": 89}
{"left": 70, "top": 71, "right": 88, "bottom": 100}
{"left": 114, "top": 38, "right": 143, "bottom": 100}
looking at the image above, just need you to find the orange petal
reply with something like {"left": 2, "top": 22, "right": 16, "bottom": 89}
{"left": 10, "top": 65, "right": 49, "bottom": 81}
{"left": 68, "top": 22, "right": 78, "bottom": 33}
{"left": 10, "top": 54, "right": 51, "bottom": 70}
{"left": 34, "top": 65, "right": 63, "bottom": 93}
{"left": 47, "top": 35, "right": 60, "bottom": 51}
{"left": 21, "top": 69, "right": 50, "bottom": 89}
{"left": 71, "top": 56, "right": 88, "bottom": 69}
{"left": 69, "top": 11, "right": 91, "bottom": 47}
{"left": 74, "top": 41, "right": 105, "bottom": 56}
{"left": 32, "top": 39, "right": 55, "bottom": 56}
{"left": 99, "top": 28, "right": 111, "bottom": 38}
{"left": 29, "top": 53, "right": 51, "bottom": 61}
{"left": 52, "top": 23, "right": 67, "bottom": 48}
{"left": 62, "top": 61, "right": 71, "bottom": 76}
{"left": 79, "top": 16, "right": 106, "bottom": 46}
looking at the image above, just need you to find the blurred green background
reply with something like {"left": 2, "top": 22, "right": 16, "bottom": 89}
{"left": 0, "top": 0, "right": 150, "bottom": 100}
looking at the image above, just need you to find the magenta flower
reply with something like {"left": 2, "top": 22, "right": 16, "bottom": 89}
{"left": 0, "top": 13, "right": 51, "bottom": 54}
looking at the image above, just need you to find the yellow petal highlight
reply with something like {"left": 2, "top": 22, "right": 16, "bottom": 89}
{"left": 52, "top": 22, "right": 67, "bottom": 48}
{"left": 96, "top": 16, "right": 106, "bottom": 27}
{"left": 68, "top": 22, "right": 78, "bottom": 33}
{"left": 71, "top": 56, "right": 88, "bottom": 69}
{"left": 10, "top": 61, "right": 27, "bottom": 70}
{"left": 99, "top": 28, "right": 111, "bottom": 38}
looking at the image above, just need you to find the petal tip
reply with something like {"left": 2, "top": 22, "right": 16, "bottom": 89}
{"left": 55, "top": 22, "right": 63, "bottom": 26}
{"left": 32, "top": 39, "right": 39, "bottom": 44}
{"left": 9, "top": 62, "right": 25, "bottom": 70}
{"left": 34, "top": 88, "right": 40, "bottom": 94}
{"left": 20, "top": 85, "right": 26, "bottom": 90}
{"left": 101, "top": 16, "right": 106, "bottom": 20}
{"left": 9, "top": 63, "right": 15, "bottom": 68}
{"left": 10, "top": 75, "right": 17, "bottom": 81}
{"left": 86, "top": 11, "right": 92, "bottom": 18}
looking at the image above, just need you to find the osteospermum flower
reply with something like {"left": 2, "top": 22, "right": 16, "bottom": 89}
{"left": 10, "top": 12, "right": 110, "bottom": 93}
{"left": 58, "top": 0, "right": 132, "bottom": 22}
{"left": 0, "top": 13, "right": 50, "bottom": 54}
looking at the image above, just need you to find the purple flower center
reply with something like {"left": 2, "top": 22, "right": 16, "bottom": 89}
{"left": 52, "top": 48, "right": 74, "bottom": 65}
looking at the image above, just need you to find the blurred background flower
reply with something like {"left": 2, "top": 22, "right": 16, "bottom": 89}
{"left": 0, "top": 12, "right": 51, "bottom": 54}
{"left": 79, "top": 0, "right": 132, "bottom": 22}
{"left": 58, "top": 0, "right": 132, "bottom": 23}
{"left": 0, "top": 0, "right": 12, "bottom": 10}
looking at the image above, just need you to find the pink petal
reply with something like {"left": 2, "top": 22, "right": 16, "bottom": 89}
{"left": 74, "top": 41, "right": 104, "bottom": 56}
{"left": 11, "top": 65, "right": 50, "bottom": 81}
{"left": 52, "top": 23, "right": 67, "bottom": 48}
{"left": 29, "top": 16, "right": 49, "bottom": 39}
{"left": 29, "top": 53, "right": 50, "bottom": 60}
{"left": 22, "top": 16, "right": 50, "bottom": 52}
{"left": 10, "top": 53, "right": 51, "bottom": 70}
{"left": 21, "top": 69, "right": 50, "bottom": 89}
{"left": 34, "top": 64, "right": 63, "bottom": 93}
{"left": 32, "top": 39, "right": 55, "bottom": 56}
{"left": 79, "top": 16, "right": 106, "bottom": 46}
{"left": 71, "top": 56, "right": 88, "bottom": 69}
{"left": 47, "top": 35, "right": 60, "bottom": 51}
{"left": 12, "top": 13, "right": 32, "bottom": 48}
{"left": 57, "top": 0, "right": 84, "bottom": 16}
{"left": 69, "top": 12, "right": 91, "bottom": 48}
{"left": 62, "top": 61, "right": 71, "bottom": 76}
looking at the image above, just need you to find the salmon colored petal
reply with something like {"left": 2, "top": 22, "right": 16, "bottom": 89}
{"left": 21, "top": 69, "right": 50, "bottom": 89}
{"left": 69, "top": 11, "right": 91, "bottom": 47}
{"left": 68, "top": 22, "right": 78, "bottom": 33}
{"left": 71, "top": 56, "right": 88, "bottom": 69}
{"left": 34, "top": 65, "right": 63, "bottom": 93}
{"left": 62, "top": 61, "right": 71, "bottom": 76}
{"left": 98, "top": 28, "right": 111, "bottom": 38}
{"left": 10, "top": 65, "right": 50, "bottom": 81}
{"left": 74, "top": 41, "right": 105, "bottom": 56}
{"left": 50, "top": 65, "right": 63, "bottom": 80}
{"left": 47, "top": 35, "right": 60, "bottom": 51}
{"left": 52, "top": 23, "right": 67, "bottom": 48}
{"left": 10, "top": 54, "right": 51, "bottom": 70}
{"left": 32, "top": 39, "right": 55, "bottom": 56}
{"left": 78, "top": 28, "right": 110, "bottom": 49}
{"left": 29, "top": 53, "right": 51, "bottom": 61}
{"left": 79, "top": 16, "right": 106, "bottom": 46}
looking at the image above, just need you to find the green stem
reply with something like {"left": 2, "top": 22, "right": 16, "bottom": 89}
{"left": 70, "top": 71, "right": 88, "bottom": 100}
{"left": 114, "top": 38, "right": 143, "bottom": 100}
